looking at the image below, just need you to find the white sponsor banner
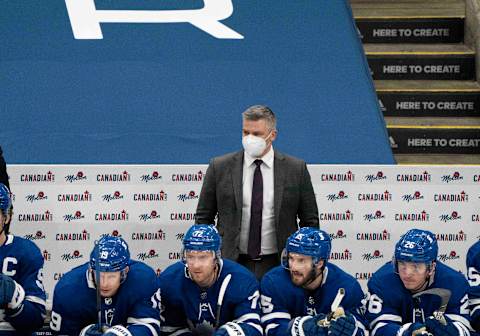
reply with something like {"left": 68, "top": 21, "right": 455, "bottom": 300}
{"left": 6, "top": 165, "right": 480, "bottom": 301}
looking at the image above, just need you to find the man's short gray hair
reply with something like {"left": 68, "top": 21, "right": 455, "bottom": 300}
{"left": 242, "top": 105, "right": 276, "bottom": 131}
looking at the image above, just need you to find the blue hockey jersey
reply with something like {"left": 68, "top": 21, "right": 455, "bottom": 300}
{"left": 50, "top": 260, "right": 160, "bottom": 336}
{"left": 159, "top": 259, "right": 262, "bottom": 336}
{"left": 365, "top": 261, "right": 473, "bottom": 336}
{"left": 0, "top": 235, "right": 46, "bottom": 335}
{"left": 260, "top": 264, "right": 367, "bottom": 336}
{"left": 467, "top": 240, "right": 480, "bottom": 332}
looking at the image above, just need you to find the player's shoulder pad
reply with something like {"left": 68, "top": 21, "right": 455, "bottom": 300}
{"left": 53, "top": 263, "right": 91, "bottom": 305}
{"left": 220, "top": 259, "right": 259, "bottom": 299}
{"left": 433, "top": 262, "right": 470, "bottom": 293}
{"left": 326, "top": 263, "right": 363, "bottom": 292}
{"left": 9, "top": 235, "right": 44, "bottom": 265}
{"left": 124, "top": 260, "right": 157, "bottom": 292}
{"left": 467, "top": 240, "right": 480, "bottom": 268}
{"left": 158, "top": 262, "right": 185, "bottom": 291}
{"left": 368, "top": 262, "right": 405, "bottom": 298}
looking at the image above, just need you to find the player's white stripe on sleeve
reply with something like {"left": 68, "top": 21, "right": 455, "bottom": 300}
{"left": 165, "top": 327, "right": 190, "bottom": 336}
{"left": 453, "top": 321, "right": 471, "bottom": 336}
{"left": 369, "top": 314, "right": 402, "bottom": 329}
{"left": 8, "top": 305, "right": 24, "bottom": 318}
{"left": 447, "top": 314, "right": 474, "bottom": 330}
{"left": 127, "top": 317, "right": 161, "bottom": 327}
{"left": 246, "top": 322, "right": 263, "bottom": 334}
{"left": 471, "top": 305, "right": 480, "bottom": 315}
{"left": 396, "top": 322, "right": 412, "bottom": 336}
{"left": 235, "top": 313, "right": 261, "bottom": 323}
{"left": 371, "top": 321, "right": 388, "bottom": 336}
{"left": 127, "top": 318, "right": 159, "bottom": 336}
{"left": 352, "top": 315, "right": 365, "bottom": 335}
{"left": 265, "top": 323, "right": 279, "bottom": 335}
{"left": 25, "top": 295, "right": 47, "bottom": 307}
{"left": 261, "top": 312, "right": 291, "bottom": 323}
{"left": 470, "top": 298, "right": 480, "bottom": 305}
{"left": 161, "top": 326, "right": 179, "bottom": 332}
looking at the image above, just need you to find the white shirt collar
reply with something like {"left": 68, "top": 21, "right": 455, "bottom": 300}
{"left": 244, "top": 146, "right": 274, "bottom": 168}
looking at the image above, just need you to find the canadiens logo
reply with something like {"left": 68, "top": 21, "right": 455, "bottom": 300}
{"left": 58, "top": 190, "right": 92, "bottom": 202}
{"left": 395, "top": 210, "right": 430, "bottom": 222}
{"left": 321, "top": 171, "right": 355, "bottom": 182}
{"left": 402, "top": 191, "right": 424, "bottom": 203}
{"left": 133, "top": 190, "right": 167, "bottom": 201}
{"left": 137, "top": 249, "right": 159, "bottom": 261}
{"left": 357, "top": 230, "right": 390, "bottom": 241}
{"left": 139, "top": 210, "right": 161, "bottom": 222}
{"left": 396, "top": 171, "right": 431, "bottom": 182}
{"left": 63, "top": 211, "right": 85, "bottom": 222}
{"left": 18, "top": 210, "right": 53, "bottom": 222}
{"left": 43, "top": 250, "right": 52, "bottom": 261}
{"left": 474, "top": 175, "right": 480, "bottom": 182}
{"left": 97, "top": 171, "right": 131, "bottom": 182}
{"left": 132, "top": 230, "right": 166, "bottom": 240}
{"left": 329, "top": 230, "right": 347, "bottom": 240}
{"left": 178, "top": 190, "right": 199, "bottom": 202}
{"left": 364, "top": 210, "right": 385, "bottom": 222}
{"left": 358, "top": 190, "right": 392, "bottom": 201}
{"left": 65, "top": 171, "right": 87, "bottom": 183}
{"left": 61, "top": 250, "right": 84, "bottom": 262}
{"left": 95, "top": 210, "right": 129, "bottom": 221}
{"left": 326, "top": 191, "right": 348, "bottom": 202}
{"left": 24, "top": 230, "right": 46, "bottom": 241}
{"left": 171, "top": 171, "right": 204, "bottom": 182}
{"left": 102, "top": 191, "right": 124, "bottom": 202}
{"left": 140, "top": 171, "right": 162, "bottom": 183}
{"left": 441, "top": 172, "right": 463, "bottom": 183}
{"left": 362, "top": 250, "right": 384, "bottom": 261}
{"left": 319, "top": 210, "right": 353, "bottom": 221}
{"left": 176, "top": 233, "right": 185, "bottom": 240}
{"left": 365, "top": 171, "right": 387, "bottom": 183}
{"left": 438, "top": 251, "right": 460, "bottom": 262}
{"left": 20, "top": 171, "right": 55, "bottom": 182}
{"left": 473, "top": 214, "right": 480, "bottom": 222}
{"left": 56, "top": 229, "right": 90, "bottom": 241}
{"left": 435, "top": 231, "right": 467, "bottom": 242}
{"left": 439, "top": 211, "right": 461, "bottom": 223}
{"left": 170, "top": 213, "right": 197, "bottom": 221}
{"left": 330, "top": 249, "right": 353, "bottom": 260}
{"left": 25, "top": 191, "right": 48, "bottom": 203}
{"left": 434, "top": 191, "right": 468, "bottom": 202}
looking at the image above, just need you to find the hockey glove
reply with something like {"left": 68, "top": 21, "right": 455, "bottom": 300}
{"left": 399, "top": 322, "right": 429, "bottom": 336}
{"left": 104, "top": 325, "right": 133, "bottom": 336}
{"left": 289, "top": 314, "right": 328, "bottom": 336}
{"left": 329, "top": 312, "right": 356, "bottom": 336}
{"left": 0, "top": 274, "right": 25, "bottom": 313}
{"left": 425, "top": 315, "right": 458, "bottom": 336}
{"left": 215, "top": 322, "right": 245, "bottom": 336}
{"left": 79, "top": 324, "right": 108, "bottom": 336}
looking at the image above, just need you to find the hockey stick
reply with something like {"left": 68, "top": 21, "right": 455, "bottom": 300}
{"left": 412, "top": 288, "right": 451, "bottom": 325}
{"left": 215, "top": 274, "right": 232, "bottom": 329}
{"left": 317, "top": 288, "right": 345, "bottom": 327}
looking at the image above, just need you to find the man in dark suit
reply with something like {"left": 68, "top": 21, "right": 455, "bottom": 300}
{"left": 196, "top": 105, "right": 319, "bottom": 278}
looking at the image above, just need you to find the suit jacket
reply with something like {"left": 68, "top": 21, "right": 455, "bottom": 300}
{"left": 196, "top": 150, "right": 319, "bottom": 260}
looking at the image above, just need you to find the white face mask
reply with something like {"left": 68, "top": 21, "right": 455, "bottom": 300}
{"left": 242, "top": 133, "right": 270, "bottom": 158}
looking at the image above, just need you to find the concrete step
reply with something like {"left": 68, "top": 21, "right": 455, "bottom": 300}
{"left": 365, "top": 44, "right": 475, "bottom": 80}
{"left": 375, "top": 80, "right": 480, "bottom": 117}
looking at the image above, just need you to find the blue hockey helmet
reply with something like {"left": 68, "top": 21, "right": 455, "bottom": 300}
{"left": 182, "top": 224, "right": 221, "bottom": 257}
{"left": 282, "top": 227, "right": 331, "bottom": 268}
{"left": 90, "top": 236, "right": 130, "bottom": 273}
{"left": 0, "top": 183, "right": 11, "bottom": 215}
{"left": 394, "top": 229, "right": 438, "bottom": 270}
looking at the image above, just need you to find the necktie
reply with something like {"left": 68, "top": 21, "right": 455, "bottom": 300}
{"left": 248, "top": 159, "right": 263, "bottom": 259}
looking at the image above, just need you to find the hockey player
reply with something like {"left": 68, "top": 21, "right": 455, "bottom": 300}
{"left": 159, "top": 224, "right": 262, "bottom": 336}
{"left": 467, "top": 240, "right": 480, "bottom": 332}
{"left": 365, "top": 228, "right": 473, "bottom": 336}
{"left": 50, "top": 235, "right": 161, "bottom": 336}
{"left": 0, "top": 182, "right": 47, "bottom": 335}
{"left": 260, "top": 227, "right": 367, "bottom": 336}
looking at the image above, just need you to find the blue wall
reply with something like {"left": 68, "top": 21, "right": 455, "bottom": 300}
{"left": 1, "top": 0, "right": 394, "bottom": 164}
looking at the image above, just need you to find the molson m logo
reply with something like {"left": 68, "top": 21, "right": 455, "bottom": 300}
{"left": 365, "top": 171, "right": 387, "bottom": 183}
{"left": 438, "top": 251, "right": 461, "bottom": 262}
{"left": 441, "top": 171, "right": 463, "bottom": 183}
{"left": 25, "top": 191, "right": 48, "bottom": 203}
{"left": 65, "top": 171, "right": 87, "bottom": 183}
{"left": 24, "top": 230, "right": 47, "bottom": 241}
{"left": 140, "top": 171, "right": 162, "bottom": 183}
{"left": 329, "top": 230, "right": 347, "bottom": 240}
{"left": 362, "top": 250, "right": 384, "bottom": 261}
{"left": 137, "top": 249, "right": 160, "bottom": 261}
{"left": 139, "top": 210, "right": 161, "bottom": 222}
{"left": 326, "top": 191, "right": 348, "bottom": 202}
{"left": 61, "top": 250, "right": 84, "bottom": 262}
{"left": 63, "top": 211, "right": 85, "bottom": 222}
{"left": 65, "top": 0, "right": 243, "bottom": 39}
{"left": 402, "top": 191, "right": 424, "bottom": 203}
{"left": 439, "top": 211, "right": 462, "bottom": 223}
{"left": 363, "top": 210, "right": 385, "bottom": 222}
